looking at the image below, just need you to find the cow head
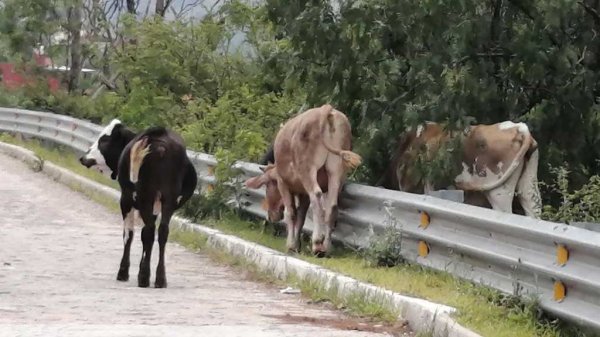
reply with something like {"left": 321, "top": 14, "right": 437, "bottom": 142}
{"left": 79, "top": 119, "right": 129, "bottom": 180}
{"left": 245, "top": 165, "right": 284, "bottom": 222}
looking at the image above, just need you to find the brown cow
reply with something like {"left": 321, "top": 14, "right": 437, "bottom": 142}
{"left": 245, "top": 104, "right": 362, "bottom": 256}
{"left": 378, "top": 121, "right": 542, "bottom": 218}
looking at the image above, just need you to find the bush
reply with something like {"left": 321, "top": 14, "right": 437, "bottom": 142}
{"left": 0, "top": 80, "right": 120, "bottom": 124}
{"left": 360, "top": 207, "right": 405, "bottom": 267}
{"left": 179, "top": 85, "right": 303, "bottom": 161}
{"left": 542, "top": 166, "right": 600, "bottom": 223}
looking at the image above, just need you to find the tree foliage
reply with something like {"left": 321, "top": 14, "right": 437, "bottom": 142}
{"left": 2, "top": 0, "right": 600, "bottom": 216}
{"left": 263, "top": 0, "right": 600, "bottom": 194}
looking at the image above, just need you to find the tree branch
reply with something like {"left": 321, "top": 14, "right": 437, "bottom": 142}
{"left": 453, "top": 52, "right": 516, "bottom": 66}
{"left": 579, "top": 1, "right": 600, "bottom": 25}
{"left": 506, "top": 0, "right": 560, "bottom": 47}
{"left": 126, "top": 0, "right": 136, "bottom": 14}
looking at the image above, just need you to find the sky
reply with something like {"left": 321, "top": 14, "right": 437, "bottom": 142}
{"left": 128, "top": 0, "right": 231, "bottom": 20}
{"left": 104, "top": 0, "right": 249, "bottom": 52}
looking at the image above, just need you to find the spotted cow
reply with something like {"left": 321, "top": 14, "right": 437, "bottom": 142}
{"left": 377, "top": 121, "right": 542, "bottom": 218}
{"left": 80, "top": 119, "right": 197, "bottom": 287}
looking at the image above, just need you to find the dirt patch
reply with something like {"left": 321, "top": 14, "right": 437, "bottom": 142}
{"left": 264, "top": 313, "right": 415, "bottom": 337}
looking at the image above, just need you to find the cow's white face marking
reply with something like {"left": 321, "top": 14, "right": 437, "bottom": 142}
{"left": 416, "top": 124, "right": 425, "bottom": 138}
{"left": 498, "top": 121, "right": 529, "bottom": 134}
{"left": 82, "top": 119, "right": 122, "bottom": 175}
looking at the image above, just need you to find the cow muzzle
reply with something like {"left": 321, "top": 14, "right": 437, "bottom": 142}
{"left": 268, "top": 210, "right": 284, "bottom": 222}
{"left": 79, "top": 156, "right": 97, "bottom": 168}
{"left": 311, "top": 234, "right": 331, "bottom": 258}
{"left": 312, "top": 244, "right": 328, "bottom": 258}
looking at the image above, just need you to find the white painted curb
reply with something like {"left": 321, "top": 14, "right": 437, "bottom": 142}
{"left": 0, "top": 142, "right": 42, "bottom": 171}
{"left": 0, "top": 141, "right": 482, "bottom": 337}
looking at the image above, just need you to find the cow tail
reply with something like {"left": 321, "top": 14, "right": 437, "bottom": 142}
{"left": 456, "top": 130, "right": 533, "bottom": 191}
{"left": 321, "top": 105, "right": 362, "bottom": 170}
{"left": 129, "top": 137, "right": 151, "bottom": 183}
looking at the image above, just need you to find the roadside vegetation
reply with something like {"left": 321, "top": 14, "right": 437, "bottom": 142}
{"left": 2, "top": 0, "right": 600, "bottom": 214}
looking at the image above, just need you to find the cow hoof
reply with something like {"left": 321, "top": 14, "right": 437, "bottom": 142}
{"left": 116, "top": 270, "right": 129, "bottom": 282}
{"left": 138, "top": 276, "right": 150, "bottom": 288}
{"left": 155, "top": 280, "right": 167, "bottom": 288}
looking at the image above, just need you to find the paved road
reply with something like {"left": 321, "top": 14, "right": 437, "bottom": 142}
{"left": 0, "top": 153, "right": 408, "bottom": 337}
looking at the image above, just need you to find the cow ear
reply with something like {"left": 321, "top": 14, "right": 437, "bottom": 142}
{"left": 245, "top": 175, "right": 268, "bottom": 189}
{"left": 112, "top": 124, "right": 123, "bottom": 138}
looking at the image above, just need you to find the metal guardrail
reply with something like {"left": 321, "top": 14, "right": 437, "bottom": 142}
{"left": 1, "top": 106, "right": 599, "bottom": 331}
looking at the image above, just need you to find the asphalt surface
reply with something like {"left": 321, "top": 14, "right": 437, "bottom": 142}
{"left": 0, "top": 153, "right": 405, "bottom": 337}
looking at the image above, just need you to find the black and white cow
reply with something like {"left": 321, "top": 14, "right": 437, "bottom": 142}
{"left": 79, "top": 119, "right": 197, "bottom": 288}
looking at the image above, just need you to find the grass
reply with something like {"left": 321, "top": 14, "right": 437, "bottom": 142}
{"left": 198, "top": 214, "right": 567, "bottom": 337}
{"left": 0, "top": 133, "right": 593, "bottom": 337}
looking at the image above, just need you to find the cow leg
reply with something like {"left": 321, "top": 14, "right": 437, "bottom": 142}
{"left": 138, "top": 211, "right": 157, "bottom": 288}
{"left": 117, "top": 194, "right": 135, "bottom": 281}
{"left": 277, "top": 183, "right": 298, "bottom": 252}
{"left": 292, "top": 195, "right": 310, "bottom": 252}
{"left": 285, "top": 198, "right": 298, "bottom": 252}
{"left": 517, "top": 149, "right": 542, "bottom": 218}
{"left": 282, "top": 194, "right": 300, "bottom": 253}
{"left": 484, "top": 162, "right": 523, "bottom": 214}
{"left": 313, "top": 165, "right": 343, "bottom": 256}
{"left": 155, "top": 203, "right": 175, "bottom": 288}
{"left": 298, "top": 167, "right": 325, "bottom": 224}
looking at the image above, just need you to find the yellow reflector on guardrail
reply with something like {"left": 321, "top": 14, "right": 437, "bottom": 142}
{"left": 207, "top": 165, "right": 215, "bottom": 193}
{"left": 419, "top": 211, "right": 430, "bottom": 228}
{"left": 556, "top": 244, "right": 569, "bottom": 266}
{"left": 418, "top": 241, "right": 430, "bottom": 257}
{"left": 554, "top": 280, "right": 566, "bottom": 302}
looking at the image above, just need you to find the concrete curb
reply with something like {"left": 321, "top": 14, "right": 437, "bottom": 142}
{"left": 0, "top": 142, "right": 42, "bottom": 171}
{"left": 0, "top": 141, "right": 482, "bottom": 337}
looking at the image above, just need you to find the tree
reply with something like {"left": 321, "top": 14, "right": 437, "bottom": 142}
{"left": 126, "top": 0, "right": 136, "bottom": 14}
{"left": 67, "top": 0, "right": 83, "bottom": 92}
{"left": 0, "top": 0, "right": 62, "bottom": 59}
{"left": 262, "top": 0, "right": 600, "bottom": 204}
{"left": 155, "top": 0, "right": 173, "bottom": 17}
